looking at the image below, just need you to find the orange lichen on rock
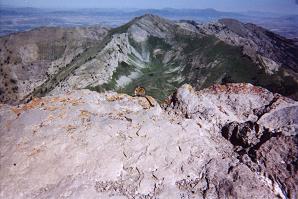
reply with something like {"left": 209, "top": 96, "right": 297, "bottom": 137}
{"left": 250, "top": 85, "right": 269, "bottom": 95}
{"left": 28, "top": 147, "right": 42, "bottom": 157}
{"left": 10, "top": 96, "right": 83, "bottom": 116}
{"left": 58, "top": 110, "right": 67, "bottom": 119}
{"left": 48, "top": 97, "right": 82, "bottom": 106}
{"left": 16, "top": 140, "right": 29, "bottom": 151}
{"left": 64, "top": 125, "right": 77, "bottom": 134}
{"left": 45, "top": 106, "right": 60, "bottom": 111}
{"left": 207, "top": 83, "right": 268, "bottom": 95}
{"left": 106, "top": 94, "right": 128, "bottom": 102}
{"left": 47, "top": 114, "right": 55, "bottom": 120}
{"left": 48, "top": 97, "right": 63, "bottom": 103}
{"left": 11, "top": 98, "right": 43, "bottom": 115}
{"left": 69, "top": 99, "right": 82, "bottom": 106}
{"left": 80, "top": 110, "right": 92, "bottom": 118}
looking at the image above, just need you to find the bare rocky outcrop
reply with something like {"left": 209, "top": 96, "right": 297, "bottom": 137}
{"left": 165, "top": 83, "right": 298, "bottom": 199}
{"left": 0, "top": 83, "right": 297, "bottom": 198}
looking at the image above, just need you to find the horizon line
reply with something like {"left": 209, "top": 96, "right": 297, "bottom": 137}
{"left": 1, "top": 5, "right": 296, "bottom": 15}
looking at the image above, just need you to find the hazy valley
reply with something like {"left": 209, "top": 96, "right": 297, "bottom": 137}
{"left": 1, "top": 7, "right": 298, "bottom": 39}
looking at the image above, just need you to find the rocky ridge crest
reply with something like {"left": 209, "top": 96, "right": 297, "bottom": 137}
{"left": 0, "top": 83, "right": 297, "bottom": 199}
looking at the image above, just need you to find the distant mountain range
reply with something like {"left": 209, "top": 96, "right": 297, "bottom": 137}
{"left": 0, "top": 7, "right": 298, "bottom": 38}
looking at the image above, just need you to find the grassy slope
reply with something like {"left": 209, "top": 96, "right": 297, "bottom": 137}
{"left": 90, "top": 36, "right": 183, "bottom": 101}
{"left": 90, "top": 30, "right": 298, "bottom": 101}
{"left": 179, "top": 34, "right": 297, "bottom": 97}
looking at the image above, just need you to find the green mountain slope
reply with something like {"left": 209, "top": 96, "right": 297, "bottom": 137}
{"left": 86, "top": 15, "right": 298, "bottom": 101}
{"left": 1, "top": 14, "right": 297, "bottom": 104}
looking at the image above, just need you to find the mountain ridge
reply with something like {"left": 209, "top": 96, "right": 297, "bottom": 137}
{"left": 0, "top": 14, "right": 297, "bottom": 105}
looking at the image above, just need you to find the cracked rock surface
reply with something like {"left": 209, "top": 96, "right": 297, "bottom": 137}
{"left": 0, "top": 83, "right": 297, "bottom": 199}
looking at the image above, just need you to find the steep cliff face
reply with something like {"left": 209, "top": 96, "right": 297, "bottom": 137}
{"left": 180, "top": 18, "right": 298, "bottom": 99}
{"left": 0, "top": 26, "right": 109, "bottom": 104}
{"left": 0, "top": 83, "right": 297, "bottom": 199}
{"left": 197, "top": 18, "right": 298, "bottom": 73}
{"left": 87, "top": 15, "right": 298, "bottom": 101}
{"left": 1, "top": 15, "right": 297, "bottom": 105}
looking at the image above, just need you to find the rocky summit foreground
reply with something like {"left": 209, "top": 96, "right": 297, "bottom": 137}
{"left": 0, "top": 83, "right": 297, "bottom": 199}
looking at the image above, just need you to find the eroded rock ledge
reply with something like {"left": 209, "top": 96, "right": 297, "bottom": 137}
{"left": 0, "top": 83, "right": 297, "bottom": 199}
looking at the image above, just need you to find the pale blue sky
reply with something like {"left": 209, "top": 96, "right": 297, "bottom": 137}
{"left": 1, "top": 0, "right": 298, "bottom": 14}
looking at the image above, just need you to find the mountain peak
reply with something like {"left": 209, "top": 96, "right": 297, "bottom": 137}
{"left": 133, "top": 13, "right": 170, "bottom": 25}
{"left": 126, "top": 14, "right": 176, "bottom": 39}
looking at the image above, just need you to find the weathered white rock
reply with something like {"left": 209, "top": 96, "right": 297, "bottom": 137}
{"left": 0, "top": 84, "right": 297, "bottom": 199}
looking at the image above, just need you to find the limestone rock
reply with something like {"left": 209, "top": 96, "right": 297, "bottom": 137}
{"left": 0, "top": 83, "right": 297, "bottom": 198}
